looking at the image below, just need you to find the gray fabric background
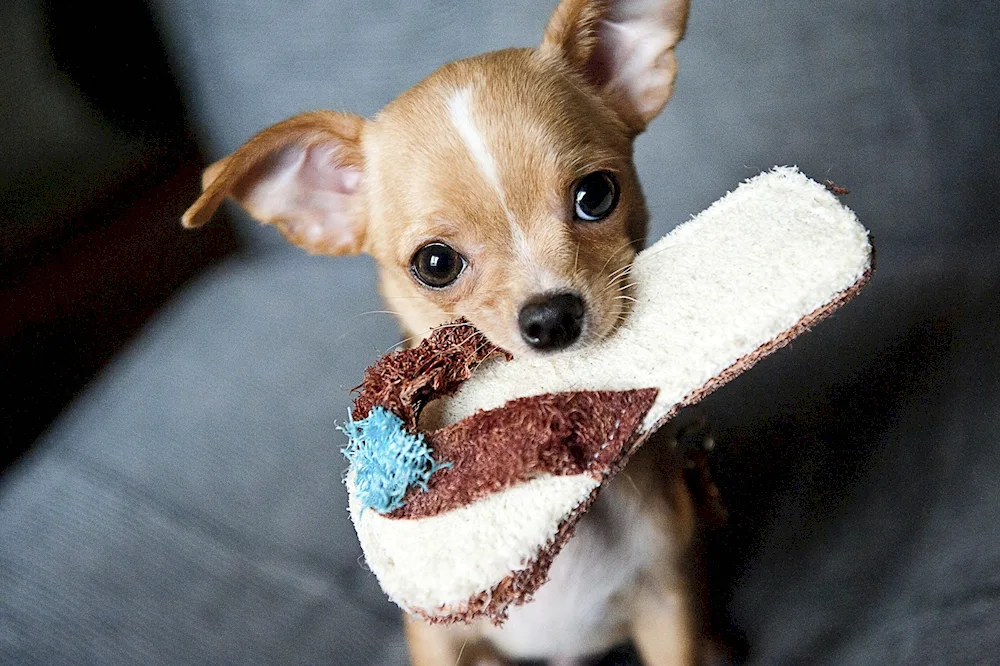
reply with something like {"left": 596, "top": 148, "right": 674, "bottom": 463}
{"left": 2, "top": 1, "right": 998, "bottom": 664}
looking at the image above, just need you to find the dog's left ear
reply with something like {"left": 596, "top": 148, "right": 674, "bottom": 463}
{"left": 540, "top": 0, "right": 690, "bottom": 134}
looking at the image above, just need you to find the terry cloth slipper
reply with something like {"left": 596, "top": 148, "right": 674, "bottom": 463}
{"left": 344, "top": 167, "right": 873, "bottom": 624}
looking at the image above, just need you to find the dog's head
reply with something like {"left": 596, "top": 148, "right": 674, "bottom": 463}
{"left": 184, "top": 0, "right": 689, "bottom": 356}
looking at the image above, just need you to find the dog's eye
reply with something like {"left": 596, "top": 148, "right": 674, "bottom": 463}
{"left": 410, "top": 242, "right": 466, "bottom": 288}
{"left": 573, "top": 171, "right": 619, "bottom": 222}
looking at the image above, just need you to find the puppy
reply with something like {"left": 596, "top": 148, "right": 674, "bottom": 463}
{"left": 183, "top": 1, "right": 701, "bottom": 664}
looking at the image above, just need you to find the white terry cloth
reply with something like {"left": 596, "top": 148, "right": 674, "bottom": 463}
{"left": 438, "top": 167, "right": 872, "bottom": 431}
{"left": 349, "top": 471, "right": 599, "bottom": 612}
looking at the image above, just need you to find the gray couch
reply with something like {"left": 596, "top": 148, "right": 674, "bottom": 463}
{"left": 2, "top": 1, "right": 998, "bottom": 664}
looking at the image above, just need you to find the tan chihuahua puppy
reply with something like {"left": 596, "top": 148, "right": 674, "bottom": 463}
{"left": 184, "top": 1, "right": 701, "bottom": 664}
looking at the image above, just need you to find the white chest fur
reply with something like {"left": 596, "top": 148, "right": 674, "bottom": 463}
{"left": 482, "top": 473, "right": 669, "bottom": 660}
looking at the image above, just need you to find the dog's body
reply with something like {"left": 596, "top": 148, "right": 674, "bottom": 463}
{"left": 184, "top": 1, "right": 701, "bottom": 663}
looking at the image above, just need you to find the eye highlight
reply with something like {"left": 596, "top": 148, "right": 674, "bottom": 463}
{"left": 573, "top": 171, "right": 619, "bottom": 222}
{"left": 410, "top": 242, "right": 466, "bottom": 289}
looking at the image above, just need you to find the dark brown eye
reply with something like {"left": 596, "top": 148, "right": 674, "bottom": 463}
{"left": 410, "top": 242, "right": 466, "bottom": 288}
{"left": 573, "top": 171, "right": 619, "bottom": 221}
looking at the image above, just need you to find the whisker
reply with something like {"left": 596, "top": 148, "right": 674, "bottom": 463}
{"left": 387, "top": 320, "right": 473, "bottom": 351}
{"left": 597, "top": 239, "right": 638, "bottom": 275}
{"left": 388, "top": 334, "right": 419, "bottom": 351}
{"left": 607, "top": 263, "right": 633, "bottom": 281}
{"left": 634, "top": 239, "right": 688, "bottom": 263}
{"left": 597, "top": 271, "right": 634, "bottom": 299}
{"left": 605, "top": 272, "right": 629, "bottom": 288}
{"left": 348, "top": 309, "right": 406, "bottom": 321}
{"left": 454, "top": 638, "right": 469, "bottom": 666}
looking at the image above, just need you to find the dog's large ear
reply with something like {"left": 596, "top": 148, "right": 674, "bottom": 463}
{"left": 182, "top": 111, "right": 367, "bottom": 256}
{"left": 540, "top": 0, "right": 690, "bottom": 134}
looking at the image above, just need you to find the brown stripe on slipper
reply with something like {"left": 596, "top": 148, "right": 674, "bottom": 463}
{"left": 387, "top": 388, "right": 658, "bottom": 519}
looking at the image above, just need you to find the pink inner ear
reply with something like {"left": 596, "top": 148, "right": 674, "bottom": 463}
{"left": 239, "top": 142, "right": 365, "bottom": 254}
{"left": 583, "top": 4, "right": 686, "bottom": 126}
{"left": 301, "top": 144, "right": 363, "bottom": 196}
{"left": 586, "top": 20, "right": 627, "bottom": 89}
{"left": 592, "top": 19, "right": 672, "bottom": 89}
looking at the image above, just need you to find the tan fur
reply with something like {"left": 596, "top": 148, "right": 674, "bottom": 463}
{"left": 363, "top": 48, "right": 645, "bottom": 353}
{"left": 183, "top": 0, "right": 696, "bottom": 663}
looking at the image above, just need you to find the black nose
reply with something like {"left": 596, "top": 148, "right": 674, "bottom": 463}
{"left": 518, "top": 292, "right": 585, "bottom": 351}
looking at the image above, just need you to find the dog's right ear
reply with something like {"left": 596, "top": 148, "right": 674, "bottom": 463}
{"left": 182, "top": 111, "right": 368, "bottom": 256}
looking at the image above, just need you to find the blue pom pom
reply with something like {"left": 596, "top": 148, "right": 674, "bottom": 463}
{"left": 340, "top": 407, "right": 451, "bottom": 514}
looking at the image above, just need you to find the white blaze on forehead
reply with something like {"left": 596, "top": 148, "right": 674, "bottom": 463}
{"left": 447, "top": 87, "right": 556, "bottom": 278}
{"left": 447, "top": 88, "right": 504, "bottom": 200}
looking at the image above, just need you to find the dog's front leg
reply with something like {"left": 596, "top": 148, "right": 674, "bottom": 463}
{"left": 624, "top": 440, "right": 701, "bottom": 666}
{"left": 404, "top": 615, "right": 510, "bottom": 666}
{"left": 630, "top": 581, "right": 697, "bottom": 666}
